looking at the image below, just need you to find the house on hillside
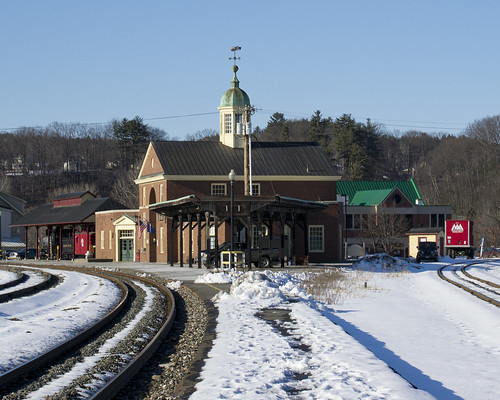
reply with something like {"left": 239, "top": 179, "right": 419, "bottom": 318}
{"left": 0, "top": 191, "right": 26, "bottom": 257}
{"left": 337, "top": 180, "right": 452, "bottom": 257}
{"left": 96, "top": 63, "right": 343, "bottom": 265}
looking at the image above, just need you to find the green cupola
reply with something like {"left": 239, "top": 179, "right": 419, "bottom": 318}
{"left": 218, "top": 64, "right": 252, "bottom": 148}
{"left": 219, "top": 65, "right": 251, "bottom": 108}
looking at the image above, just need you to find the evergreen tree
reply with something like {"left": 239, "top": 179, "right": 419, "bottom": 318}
{"left": 265, "top": 112, "right": 289, "bottom": 142}
{"left": 332, "top": 114, "right": 380, "bottom": 180}
{"left": 112, "top": 116, "right": 165, "bottom": 171}
{"left": 307, "top": 110, "right": 332, "bottom": 155}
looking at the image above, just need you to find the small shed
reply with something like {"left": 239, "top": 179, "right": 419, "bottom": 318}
{"left": 406, "top": 227, "right": 445, "bottom": 258}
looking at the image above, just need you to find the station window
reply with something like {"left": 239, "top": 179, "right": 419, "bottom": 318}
{"left": 251, "top": 183, "right": 260, "bottom": 196}
{"left": 211, "top": 183, "right": 227, "bottom": 196}
{"left": 309, "top": 225, "right": 324, "bottom": 252}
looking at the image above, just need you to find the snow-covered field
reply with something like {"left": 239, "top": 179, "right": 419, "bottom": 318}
{"left": 192, "top": 258, "right": 500, "bottom": 400}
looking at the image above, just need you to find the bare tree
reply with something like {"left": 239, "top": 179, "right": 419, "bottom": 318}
{"left": 0, "top": 174, "right": 11, "bottom": 193}
{"left": 111, "top": 169, "right": 139, "bottom": 209}
{"left": 366, "top": 213, "right": 410, "bottom": 256}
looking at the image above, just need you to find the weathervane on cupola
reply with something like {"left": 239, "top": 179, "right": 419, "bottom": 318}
{"left": 218, "top": 46, "right": 255, "bottom": 195}
{"left": 229, "top": 46, "right": 241, "bottom": 65}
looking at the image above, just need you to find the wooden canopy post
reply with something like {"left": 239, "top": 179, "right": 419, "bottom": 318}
{"left": 35, "top": 226, "right": 39, "bottom": 259}
{"left": 24, "top": 227, "right": 28, "bottom": 258}
{"left": 188, "top": 214, "right": 193, "bottom": 268}
{"left": 291, "top": 213, "right": 297, "bottom": 265}
{"left": 170, "top": 217, "right": 175, "bottom": 266}
{"left": 280, "top": 212, "right": 286, "bottom": 268}
{"left": 197, "top": 212, "right": 202, "bottom": 269}
{"left": 214, "top": 215, "right": 219, "bottom": 268}
{"left": 178, "top": 214, "right": 184, "bottom": 267}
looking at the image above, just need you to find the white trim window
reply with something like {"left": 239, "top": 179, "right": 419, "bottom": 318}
{"left": 100, "top": 230, "right": 105, "bottom": 250}
{"left": 251, "top": 183, "right": 260, "bottom": 196}
{"left": 224, "top": 114, "right": 232, "bottom": 134}
{"left": 211, "top": 183, "right": 227, "bottom": 196}
{"left": 309, "top": 225, "right": 324, "bottom": 252}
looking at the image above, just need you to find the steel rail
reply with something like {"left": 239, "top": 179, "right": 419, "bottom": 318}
{"left": 0, "top": 270, "right": 130, "bottom": 389}
{"left": 461, "top": 265, "right": 500, "bottom": 289}
{"left": 438, "top": 262, "right": 500, "bottom": 308}
{"left": 89, "top": 272, "right": 176, "bottom": 400}
{"left": 0, "top": 267, "right": 57, "bottom": 303}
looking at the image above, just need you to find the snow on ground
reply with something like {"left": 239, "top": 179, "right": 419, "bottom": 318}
{"left": 24, "top": 281, "right": 157, "bottom": 399}
{"left": 192, "top": 257, "right": 500, "bottom": 399}
{"left": 0, "top": 269, "right": 19, "bottom": 285}
{"left": 1, "top": 259, "right": 499, "bottom": 399}
{"left": 0, "top": 267, "right": 47, "bottom": 294}
{"left": 0, "top": 267, "right": 121, "bottom": 373}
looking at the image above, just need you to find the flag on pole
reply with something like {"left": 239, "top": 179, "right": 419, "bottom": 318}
{"left": 147, "top": 220, "right": 156, "bottom": 234}
{"left": 138, "top": 219, "right": 146, "bottom": 239}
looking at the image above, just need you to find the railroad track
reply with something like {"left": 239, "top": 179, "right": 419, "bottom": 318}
{"left": 0, "top": 266, "right": 59, "bottom": 302}
{"left": 437, "top": 261, "right": 500, "bottom": 307}
{"left": 0, "top": 265, "right": 176, "bottom": 400}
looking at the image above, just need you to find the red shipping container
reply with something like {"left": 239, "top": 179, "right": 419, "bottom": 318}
{"left": 445, "top": 220, "right": 473, "bottom": 247}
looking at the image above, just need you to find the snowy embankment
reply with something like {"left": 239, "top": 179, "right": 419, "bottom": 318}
{"left": 0, "top": 268, "right": 121, "bottom": 373}
{"left": 192, "top": 257, "right": 500, "bottom": 399}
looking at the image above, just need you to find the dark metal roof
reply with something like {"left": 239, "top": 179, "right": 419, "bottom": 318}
{"left": 54, "top": 191, "right": 92, "bottom": 200}
{"left": 11, "top": 197, "right": 125, "bottom": 227}
{"left": 151, "top": 141, "right": 338, "bottom": 177}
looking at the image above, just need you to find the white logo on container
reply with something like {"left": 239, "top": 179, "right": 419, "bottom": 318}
{"left": 451, "top": 223, "right": 464, "bottom": 234}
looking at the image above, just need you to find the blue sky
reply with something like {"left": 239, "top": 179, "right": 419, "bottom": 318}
{"left": 1, "top": 1, "right": 499, "bottom": 138}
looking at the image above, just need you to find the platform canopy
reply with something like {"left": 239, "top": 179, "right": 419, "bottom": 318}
{"left": 149, "top": 194, "right": 329, "bottom": 268}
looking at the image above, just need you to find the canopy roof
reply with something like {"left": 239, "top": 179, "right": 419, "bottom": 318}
{"left": 11, "top": 197, "right": 124, "bottom": 227}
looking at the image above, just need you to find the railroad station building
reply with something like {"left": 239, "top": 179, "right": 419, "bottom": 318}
{"left": 95, "top": 63, "right": 343, "bottom": 265}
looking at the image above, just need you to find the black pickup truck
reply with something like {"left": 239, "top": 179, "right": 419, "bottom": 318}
{"left": 201, "top": 241, "right": 280, "bottom": 268}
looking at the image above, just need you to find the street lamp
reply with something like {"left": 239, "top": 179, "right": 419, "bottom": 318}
{"left": 228, "top": 169, "right": 236, "bottom": 270}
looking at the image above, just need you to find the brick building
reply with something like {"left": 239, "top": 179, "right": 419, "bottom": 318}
{"left": 96, "top": 63, "right": 342, "bottom": 265}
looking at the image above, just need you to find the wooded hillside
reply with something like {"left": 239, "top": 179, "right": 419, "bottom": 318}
{"left": 1, "top": 113, "right": 499, "bottom": 247}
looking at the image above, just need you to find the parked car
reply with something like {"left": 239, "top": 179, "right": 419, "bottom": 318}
{"left": 200, "top": 241, "right": 280, "bottom": 268}
{"left": 7, "top": 248, "right": 37, "bottom": 260}
{"left": 416, "top": 242, "right": 439, "bottom": 263}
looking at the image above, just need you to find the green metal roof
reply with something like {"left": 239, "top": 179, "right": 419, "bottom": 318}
{"left": 337, "top": 180, "right": 424, "bottom": 206}
{"left": 219, "top": 65, "right": 251, "bottom": 107}
{"left": 351, "top": 189, "right": 393, "bottom": 206}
